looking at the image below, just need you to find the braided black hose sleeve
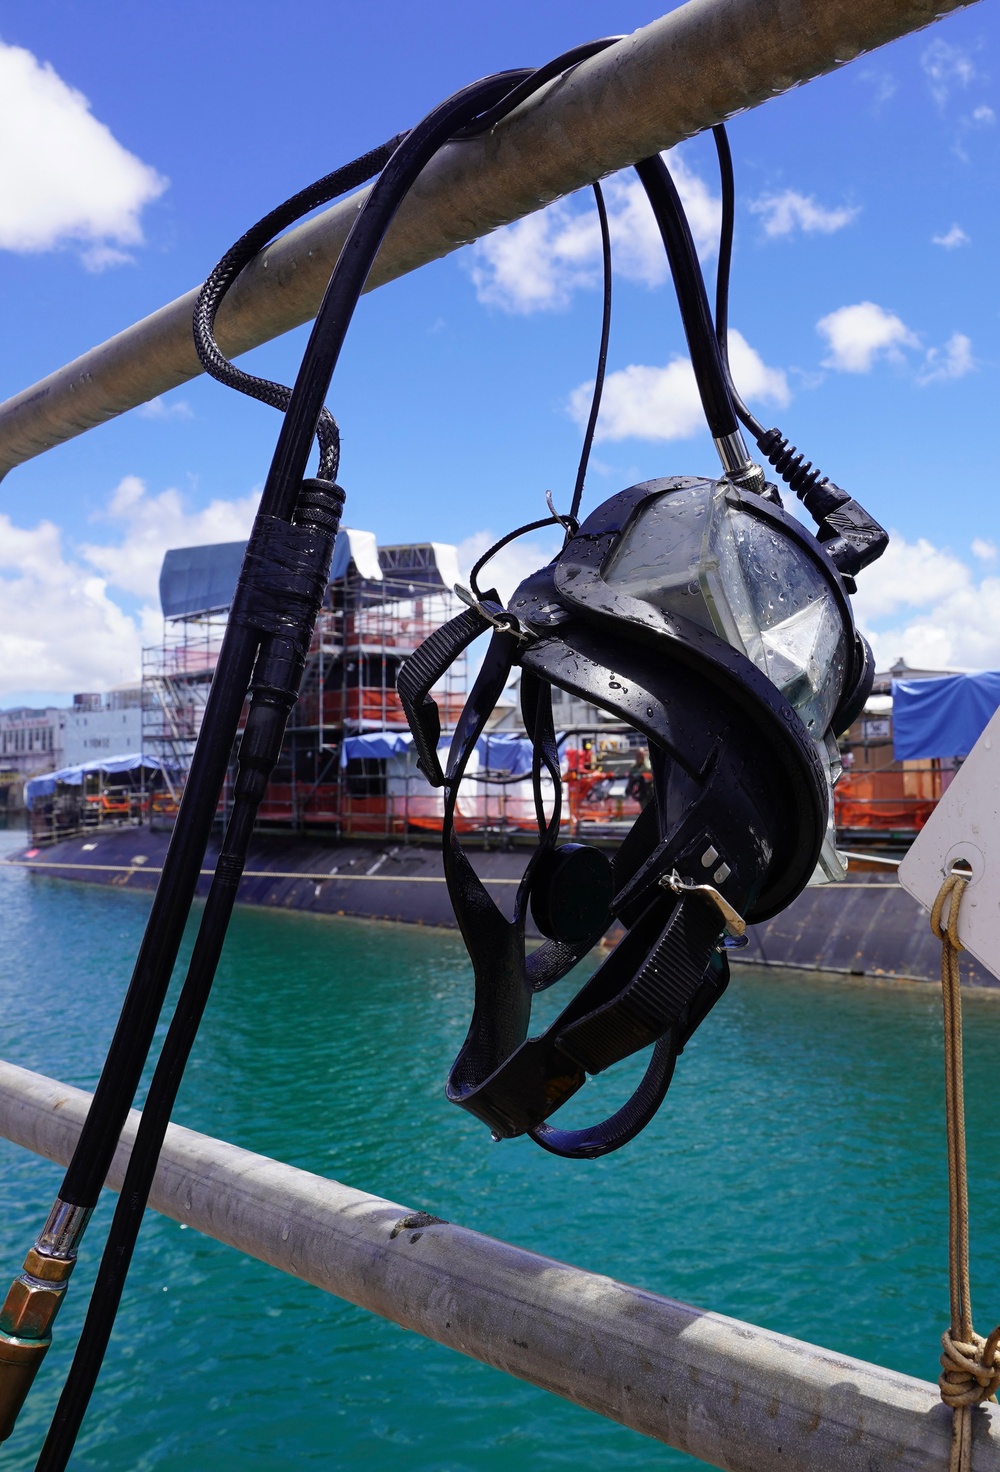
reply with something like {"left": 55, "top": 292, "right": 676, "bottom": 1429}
{"left": 193, "top": 136, "right": 404, "bottom": 479}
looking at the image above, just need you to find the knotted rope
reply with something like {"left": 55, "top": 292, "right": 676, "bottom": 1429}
{"left": 930, "top": 872, "right": 1000, "bottom": 1472}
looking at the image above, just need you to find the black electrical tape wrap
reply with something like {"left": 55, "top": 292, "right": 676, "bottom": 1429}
{"left": 230, "top": 511, "right": 343, "bottom": 652}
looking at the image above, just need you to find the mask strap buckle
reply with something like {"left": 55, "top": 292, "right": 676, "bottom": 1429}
{"left": 661, "top": 870, "right": 747, "bottom": 940}
{"left": 454, "top": 583, "right": 533, "bottom": 642}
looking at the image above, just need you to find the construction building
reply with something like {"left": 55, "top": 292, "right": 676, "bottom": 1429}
{"left": 143, "top": 530, "right": 472, "bottom": 834}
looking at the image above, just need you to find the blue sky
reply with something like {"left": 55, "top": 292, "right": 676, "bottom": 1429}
{"left": 0, "top": 0, "right": 997, "bottom": 704}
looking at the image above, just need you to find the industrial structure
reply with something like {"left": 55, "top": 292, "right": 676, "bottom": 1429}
{"left": 834, "top": 660, "right": 962, "bottom": 852}
{"left": 137, "top": 531, "right": 647, "bottom": 841}
{"left": 143, "top": 531, "right": 476, "bottom": 834}
{"left": 12, "top": 545, "right": 967, "bottom": 849}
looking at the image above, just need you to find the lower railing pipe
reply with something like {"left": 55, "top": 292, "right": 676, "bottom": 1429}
{"left": 0, "top": 1059, "right": 996, "bottom": 1471}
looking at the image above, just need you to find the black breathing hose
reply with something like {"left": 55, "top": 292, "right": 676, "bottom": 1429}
{"left": 711, "top": 124, "right": 768, "bottom": 444}
{"left": 34, "top": 49, "right": 634, "bottom": 1470}
{"left": 708, "top": 124, "right": 888, "bottom": 575}
{"left": 633, "top": 154, "right": 741, "bottom": 445}
{"left": 711, "top": 122, "right": 836, "bottom": 497}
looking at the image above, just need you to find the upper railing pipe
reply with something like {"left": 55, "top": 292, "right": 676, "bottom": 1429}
{"left": 0, "top": 0, "right": 980, "bottom": 480}
{"left": 1, "top": 1058, "right": 997, "bottom": 1470}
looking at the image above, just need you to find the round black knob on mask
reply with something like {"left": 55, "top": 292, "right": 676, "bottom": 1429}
{"left": 530, "top": 843, "right": 614, "bottom": 946}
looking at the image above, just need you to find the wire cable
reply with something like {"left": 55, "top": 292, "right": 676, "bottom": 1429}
{"left": 470, "top": 178, "right": 613, "bottom": 602}
{"left": 569, "top": 181, "right": 612, "bottom": 526}
{"left": 469, "top": 515, "right": 563, "bottom": 602}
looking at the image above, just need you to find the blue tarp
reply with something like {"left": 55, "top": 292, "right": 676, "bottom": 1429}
{"left": 340, "top": 733, "right": 416, "bottom": 766}
{"left": 475, "top": 732, "right": 537, "bottom": 777}
{"left": 159, "top": 542, "right": 247, "bottom": 619}
{"left": 159, "top": 531, "right": 379, "bottom": 619}
{"left": 25, "top": 754, "right": 178, "bottom": 808}
{"left": 339, "top": 730, "right": 559, "bottom": 774}
{"left": 892, "top": 671, "right": 1000, "bottom": 760}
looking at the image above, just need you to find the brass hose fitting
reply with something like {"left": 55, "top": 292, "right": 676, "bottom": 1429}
{"left": 0, "top": 1249, "right": 76, "bottom": 1440}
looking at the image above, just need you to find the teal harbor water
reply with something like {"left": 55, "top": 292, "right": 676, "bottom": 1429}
{"left": 2, "top": 826, "right": 1000, "bottom": 1470}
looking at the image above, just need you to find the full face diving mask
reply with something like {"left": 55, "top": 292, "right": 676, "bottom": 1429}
{"left": 397, "top": 139, "right": 885, "bottom": 1158}
{"left": 398, "top": 470, "right": 875, "bottom": 1159}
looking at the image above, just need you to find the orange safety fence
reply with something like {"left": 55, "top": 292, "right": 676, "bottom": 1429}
{"left": 834, "top": 769, "right": 940, "bottom": 831}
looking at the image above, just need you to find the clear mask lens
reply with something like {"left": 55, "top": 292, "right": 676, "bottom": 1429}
{"left": 604, "top": 481, "right": 849, "bottom": 882}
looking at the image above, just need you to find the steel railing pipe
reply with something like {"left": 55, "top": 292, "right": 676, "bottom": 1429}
{"left": 1, "top": 1058, "right": 996, "bottom": 1471}
{"left": 0, "top": 0, "right": 980, "bottom": 481}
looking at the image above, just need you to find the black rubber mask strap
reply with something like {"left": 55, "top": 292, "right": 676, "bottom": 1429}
{"left": 440, "top": 629, "right": 521, "bottom": 940}
{"left": 396, "top": 602, "right": 495, "bottom": 786}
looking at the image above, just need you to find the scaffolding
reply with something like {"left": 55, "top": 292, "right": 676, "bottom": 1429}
{"left": 256, "top": 541, "right": 469, "bottom": 833}
{"left": 141, "top": 536, "right": 471, "bottom": 837}
{"left": 139, "top": 532, "right": 653, "bottom": 841}
{"left": 141, "top": 612, "right": 228, "bottom": 808}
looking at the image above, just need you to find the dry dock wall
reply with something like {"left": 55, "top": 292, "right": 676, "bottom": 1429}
{"left": 8, "top": 831, "right": 998, "bottom": 988}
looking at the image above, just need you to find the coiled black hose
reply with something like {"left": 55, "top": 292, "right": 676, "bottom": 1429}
{"left": 193, "top": 36, "right": 624, "bottom": 490}
{"left": 193, "top": 137, "right": 405, "bottom": 480}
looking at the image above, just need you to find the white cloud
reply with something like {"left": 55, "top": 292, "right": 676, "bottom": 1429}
{"left": 467, "top": 150, "right": 719, "bottom": 313}
{"left": 749, "top": 190, "right": 859, "bottom": 239}
{"left": 972, "top": 104, "right": 995, "bottom": 125}
{"left": 567, "top": 330, "right": 789, "bottom": 444}
{"left": 817, "top": 305, "right": 974, "bottom": 386}
{"left": 972, "top": 539, "right": 996, "bottom": 562}
{"left": 0, "top": 478, "right": 261, "bottom": 698}
{"left": 0, "top": 514, "right": 144, "bottom": 694}
{"left": 817, "top": 301, "right": 919, "bottom": 373}
{"left": 932, "top": 224, "right": 970, "bottom": 248}
{"left": 918, "top": 332, "right": 975, "bottom": 386}
{"left": 857, "top": 68, "right": 898, "bottom": 108}
{"left": 456, "top": 530, "right": 562, "bottom": 604}
{"left": 921, "top": 38, "right": 976, "bottom": 107}
{"left": 80, "top": 476, "right": 258, "bottom": 600}
{"left": 851, "top": 536, "right": 970, "bottom": 623}
{"left": 0, "top": 36, "right": 166, "bottom": 262}
{"left": 853, "top": 534, "right": 1000, "bottom": 671}
{"left": 136, "top": 396, "right": 195, "bottom": 421}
